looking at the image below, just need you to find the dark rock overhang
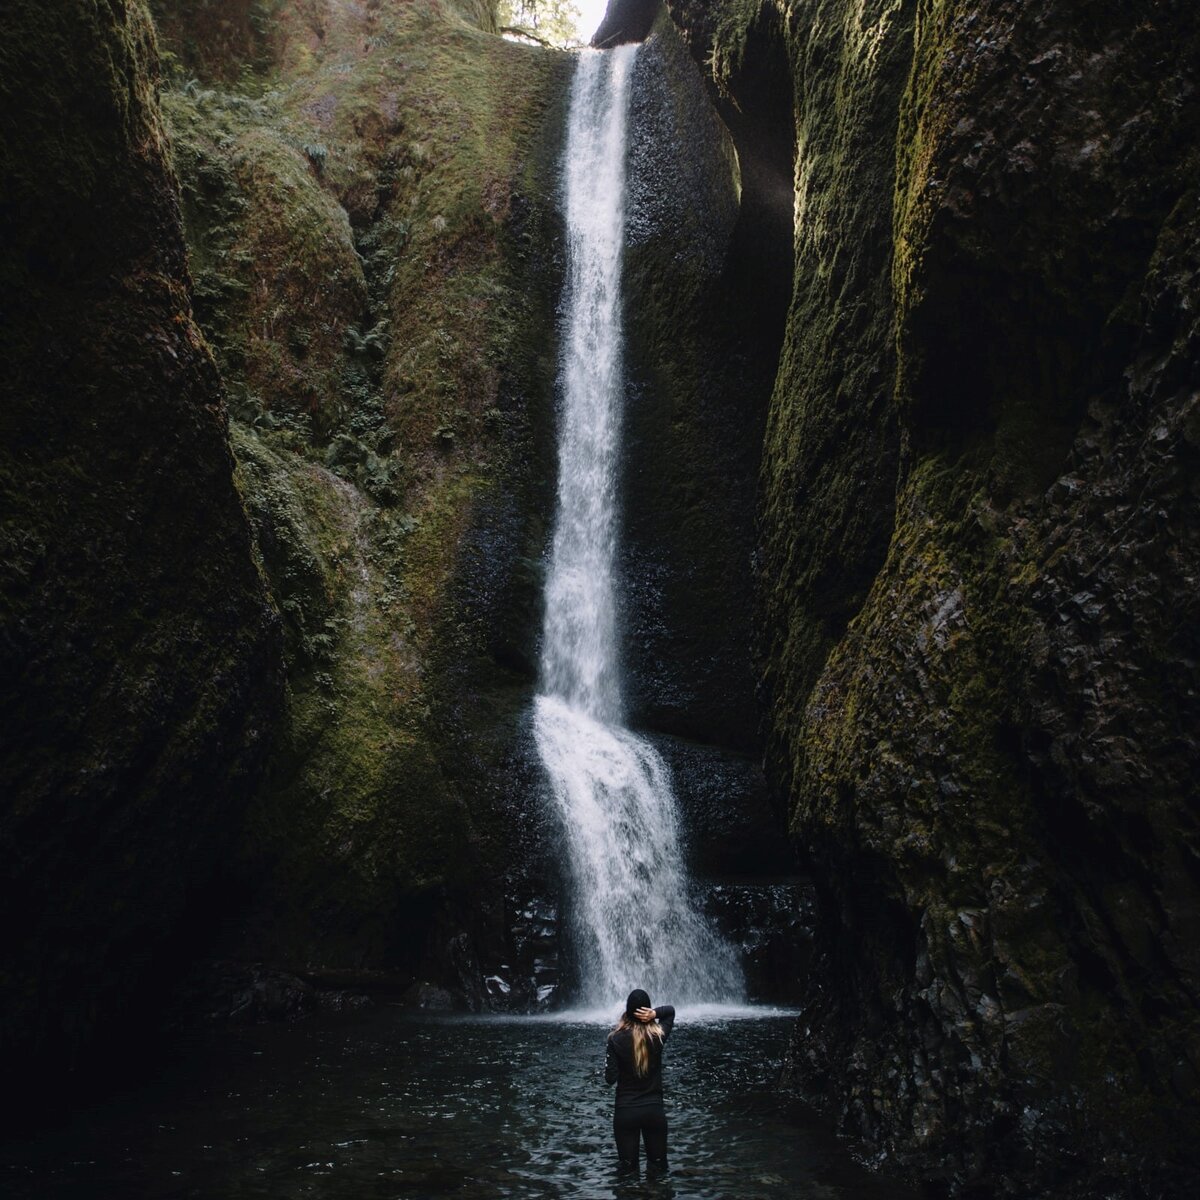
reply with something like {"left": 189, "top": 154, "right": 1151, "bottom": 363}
{"left": 591, "top": 0, "right": 660, "bottom": 47}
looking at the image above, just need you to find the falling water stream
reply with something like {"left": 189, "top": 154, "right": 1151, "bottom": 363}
{"left": 533, "top": 45, "right": 743, "bottom": 1009}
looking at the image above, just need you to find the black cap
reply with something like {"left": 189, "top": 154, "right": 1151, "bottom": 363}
{"left": 625, "top": 988, "right": 651, "bottom": 1017}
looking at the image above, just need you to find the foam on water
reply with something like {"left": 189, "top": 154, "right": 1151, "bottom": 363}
{"left": 514, "top": 1003, "right": 798, "bottom": 1026}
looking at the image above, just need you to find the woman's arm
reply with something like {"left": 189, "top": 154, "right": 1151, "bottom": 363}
{"left": 634, "top": 1004, "right": 676, "bottom": 1039}
{"left": 654, "top": 1005, "right": 675, "bottom": 1040}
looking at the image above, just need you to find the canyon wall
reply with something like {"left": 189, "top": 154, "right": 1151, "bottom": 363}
{"left": 0, "top": 0, "right": 573, "bottom": 1081}
{"left": 0, "top": 0, "right": 282, "bottom": 1083}
{"left": 666, "top": 0, "right": 1200, "bottom": 1193}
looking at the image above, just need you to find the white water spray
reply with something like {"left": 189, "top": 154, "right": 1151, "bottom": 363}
{"left": 533, "top": 46, "right": 743, "bottom": 1010}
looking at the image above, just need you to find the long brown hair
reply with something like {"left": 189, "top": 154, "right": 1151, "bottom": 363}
{"left": 612, "top": 1014, "right": 665, "bottom": 1077}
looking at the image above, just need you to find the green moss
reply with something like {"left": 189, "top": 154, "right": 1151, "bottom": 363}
{"left": 165, "top": 86, "right": 368, "bottom": 439}
{"left": 736, "top": 0, "right": 915, "bottom": 800}
{"left": 230, "top": 421, "right": 472, "bottom": 961}
{"left": 154, "top": 0, "right": 571, "bottom": 972}
{"left": 149, "top": 1, "right": 285, "bottom": 85}
{"left": 705, "top": 0, "right": 775, "bottom": 90}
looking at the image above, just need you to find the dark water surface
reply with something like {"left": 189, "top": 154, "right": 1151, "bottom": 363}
{"left": 2, "top": 1007, "right": 912, "bottom": 1199}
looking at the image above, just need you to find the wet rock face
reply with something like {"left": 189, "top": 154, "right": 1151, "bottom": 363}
{"left": 620, "top": 12, "right": 788, "bottom": 755}
{"left": 0, "top": 0, "right": 282, "bottom": 1084}
{"left": 673, "top": 0, "right": 908, "bottom": 795}
{"left": 656, "top": 736, "right": 789, "bottom": 878}
{"left": 704, "top": 878, "right": 814, "bottom": 1004}
{"left": 670, "top": 0, "right": 1200, "bottom": 1194}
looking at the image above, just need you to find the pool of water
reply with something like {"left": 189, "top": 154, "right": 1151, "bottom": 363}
{"left": 2, "top": 1007, "right": 912, "bottom": 1199}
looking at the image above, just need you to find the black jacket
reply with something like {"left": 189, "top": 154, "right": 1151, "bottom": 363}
{"left": 604, "top": 1006, "right": 676, "bottom": 1109}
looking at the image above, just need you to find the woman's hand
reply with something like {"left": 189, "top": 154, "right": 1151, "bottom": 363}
{"left": 634, "top": 1006, "right": 656, "bottom": 1023}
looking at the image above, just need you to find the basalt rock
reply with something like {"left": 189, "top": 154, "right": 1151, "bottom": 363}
{"left": 593, "top": 0, "right": 660, "bottom": 48}
{"left": 669, "top": 0, "right": 1200, "bottom": 1194}
{"left": 621, "top": 9, "right": 789, "bottom": 757}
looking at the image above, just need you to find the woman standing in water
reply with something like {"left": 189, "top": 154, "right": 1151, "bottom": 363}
{"left": 605, "top": 989, "right": 676, "bottom": 1169}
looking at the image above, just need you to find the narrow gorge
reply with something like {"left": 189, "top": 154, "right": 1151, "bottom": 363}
{"left": 1, "top": 1, "right": 1197, "bottom": 1197}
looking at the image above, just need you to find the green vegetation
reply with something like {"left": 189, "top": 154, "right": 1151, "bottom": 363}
{"left": 499, "top": 2, "right": 583, "bottom": 48}
{"left": 154, "top": 0, "right": 572, "bottom": 970}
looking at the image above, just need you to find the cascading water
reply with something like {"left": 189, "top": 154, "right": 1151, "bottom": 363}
{"left": 533, "top": 44, "right": 743, "bottom": 1010}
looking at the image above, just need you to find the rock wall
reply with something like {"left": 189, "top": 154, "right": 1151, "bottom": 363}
{"left": 0, "top": 0, "right": 575, "bottom": 1093}
{"left": 149, "top": 0, "right": 572, "bottom": 1006}
{"left": 620, "top": 13, "right": 761, "bottom": 750}
{"left": 667, "top": 0, "right": 1200, "bottom": 1194}
{"left": 0, "top": 0, "right": 281, "bottom": 1085}
{"left": 618, "top": 7, "right": 801, "bottom": 972}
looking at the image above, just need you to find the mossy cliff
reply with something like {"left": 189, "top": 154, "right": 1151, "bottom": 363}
{"left": 0, "top": 0, "right": 572, "bottom": 1085}
{"left": 667, "top": 0, "right": 1200, "bottom": 1194}
{"left": 148, "top": 0, "right": 571, "bottom": 999}
{"left": 0, "top": 0, "right": 281, "bottom": 1083}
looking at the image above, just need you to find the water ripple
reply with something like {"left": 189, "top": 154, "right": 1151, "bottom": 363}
{"left": 0, "top": 1009, "right": 913, "bottom": 1199}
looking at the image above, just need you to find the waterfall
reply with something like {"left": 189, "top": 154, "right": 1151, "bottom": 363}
{"left": 533, "top": 45, "right": 744, "bottom": 1010}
